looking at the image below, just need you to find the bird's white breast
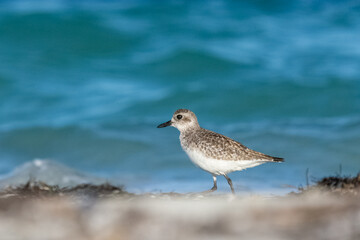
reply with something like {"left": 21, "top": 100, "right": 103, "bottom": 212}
{"left": 183, "top": 148, "right": 265, "bottom": 175}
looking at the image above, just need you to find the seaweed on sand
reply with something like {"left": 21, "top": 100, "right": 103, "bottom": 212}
{"left": 297, "top": 174, "right": 360, "bottom": 196}
{"left": 0, "top": 181, "right": 131, "bottom": 200}
{"left": 317, "top": 174, "right": 360, "bottom": 191}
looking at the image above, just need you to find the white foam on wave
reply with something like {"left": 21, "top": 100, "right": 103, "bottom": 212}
{"left": 0, "top": 159, "right": 108, "bottom": 189}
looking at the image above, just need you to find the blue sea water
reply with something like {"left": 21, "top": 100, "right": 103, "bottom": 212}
{"left": 0, "top": 0, "right": 359, "bottom": 193}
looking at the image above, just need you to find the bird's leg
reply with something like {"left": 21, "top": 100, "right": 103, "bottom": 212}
{"left": 210, "top": 175, "right": 217, "bottom": 192}
{"left": 200, "top": 175, "right": 217, "bottom": 194}
{"left": 224, "top": 175, "right": 235, "bottom": 194}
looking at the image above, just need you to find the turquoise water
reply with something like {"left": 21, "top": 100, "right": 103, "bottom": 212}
{"left": 0, "top": 0, "right": 360, "bottom": 193}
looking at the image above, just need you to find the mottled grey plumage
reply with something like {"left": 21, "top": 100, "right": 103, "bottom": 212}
{"left": 173, "top": 109, "right": 283, "bottom": 162}
{"left": 181, "top": 128, "right": 283, "bottom": 162}
{"left": 157, "top": 109, "right": 284, "bottom": 194}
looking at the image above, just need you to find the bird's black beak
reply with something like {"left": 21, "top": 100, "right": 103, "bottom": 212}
{"left": 157, "top": 120, "right": 172, "bottom": 128}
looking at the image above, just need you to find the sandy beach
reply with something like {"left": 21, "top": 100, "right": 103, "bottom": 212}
{"left": 0, "top": 176, "right": 359, "bottom": 240}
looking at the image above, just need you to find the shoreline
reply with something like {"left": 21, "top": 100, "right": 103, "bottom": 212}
{"left": 0, "top": 174, "right": 359, "bottom": 239}
{"left": 1, "top": 173, "right": 359, "bottom": 200}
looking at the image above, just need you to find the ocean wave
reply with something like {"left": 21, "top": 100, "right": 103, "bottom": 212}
{"left": 142, "top": 49, "right": 240, "bottom": 77}
{"left": 0, "top": 0, "right": 141, "bottom": 13}
{"left": 0, "top": 159, "right": 107, "bottom": 189}
{"left": 0, "top": 0, "right": 359, "bottom": 82}
{"left": 0, "top": 125, "right": 150, "bottom": 167}
{"left": 221, "top": 115, "right": 360, "bottom": 140}
{"left": 0, "top": 77, "right": 170, "bottom": 130}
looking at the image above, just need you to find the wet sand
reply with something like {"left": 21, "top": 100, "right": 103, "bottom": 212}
{"left": 0, "top": 175, "right": 359, "bottom": 240}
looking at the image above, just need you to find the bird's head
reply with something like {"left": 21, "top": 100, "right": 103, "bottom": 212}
{"left": 157, "top": 109, "right": 200, "bottom": 132}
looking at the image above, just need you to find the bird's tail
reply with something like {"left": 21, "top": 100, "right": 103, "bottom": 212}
{"left": 272, "top": 157, "right": 284, "bottom": 162}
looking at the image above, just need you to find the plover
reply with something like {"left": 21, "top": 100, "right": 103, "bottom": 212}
{"left": 157, "top": 109, "right": 284, "bottom": 194}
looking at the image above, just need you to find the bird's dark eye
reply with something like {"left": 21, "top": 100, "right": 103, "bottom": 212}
{"left": 177, "top": 115, "right": 183, "bottom": 120}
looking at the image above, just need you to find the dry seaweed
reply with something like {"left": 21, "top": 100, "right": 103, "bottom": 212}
{"left": 0, "top": 181, "right": 131, "bottom": 200}
{"left": 295, "top": 173, "right": 360, "bottom": 197}
{"left": 317, "top": 174, "right": 360, "bottom": 189}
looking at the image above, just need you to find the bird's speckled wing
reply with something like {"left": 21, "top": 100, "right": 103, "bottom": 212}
{"left": 181, "top": 128, "right": 283, "bottom": 162}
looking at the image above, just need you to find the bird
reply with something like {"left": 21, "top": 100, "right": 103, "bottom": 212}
{"left": 157, "top": 109, "right": 284, "bottom": 194}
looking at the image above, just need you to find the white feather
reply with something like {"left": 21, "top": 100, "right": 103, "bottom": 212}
{"left": 184, "top": 149, "right": 266, "bottom": 175}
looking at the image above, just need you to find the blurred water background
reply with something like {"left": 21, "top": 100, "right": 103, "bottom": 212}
{"left": 0, "top": 0, "right": 359, "bottom": 194}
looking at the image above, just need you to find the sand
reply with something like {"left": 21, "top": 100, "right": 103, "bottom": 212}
{"left": 0, "top": 176, "right": 359, "bottom": 240}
